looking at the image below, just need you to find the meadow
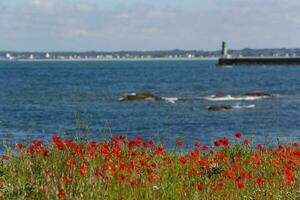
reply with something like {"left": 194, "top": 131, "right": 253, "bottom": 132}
{"left": 0, "top": 132, "right": 299, "bottom": 199}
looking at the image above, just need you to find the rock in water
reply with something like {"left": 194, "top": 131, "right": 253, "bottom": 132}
{"left": 207, "top": 105, "right": 233, "bottom": 111}
{"left": 120, "top": 92, "right": 162, "bottom": 101}
{"left": 244, "top": 92, "right": 272, "bottom": 97}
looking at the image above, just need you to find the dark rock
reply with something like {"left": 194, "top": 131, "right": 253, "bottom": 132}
{"left": 213, "top": 93, "right": 227, "bottom": 97}
{"left": 244, "top": 92, "right": 272, "bottom": 97}
{"left": 207, "top": 105, "right": 233, "bottom": 111}
{"left": 120, "top": 92, "right": 162, "bottom": 101}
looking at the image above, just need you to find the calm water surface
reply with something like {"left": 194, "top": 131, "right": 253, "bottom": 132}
{"left": 0, "top": 60, "right": 299, "bottom": 149}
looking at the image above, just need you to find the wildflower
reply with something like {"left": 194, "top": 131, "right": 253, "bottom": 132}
{"left": 66, "top": 159, "right": 76, "bottom": 170}
{"left": 257, "top": 178, "right": 264, "bottom": 188}
{"left": 112, "top": 136, "right": 119, "bottom": 144}
{"left": 202, "top": 146, "right": 209, "bottom": 151}
{"left": 79, "top": 165, "right": 87, "bottom": 177}
{"left": 135, "top": 136, "right": 142, "bottom": 147}
{"left": 17, "top": 143, "right": 23, "bottom": 150}
{"left": 194, "top": 142, "right": 201, "bottom": 147}
{"left": 63, "top": 177, "right": 71, "bottom": 186}
{"left": 148, "top": 175, "right": 155, "bottom": 182}
{"left": 2, "top": 155, "right": 9, "bottom": 160}
{"left": 217, "top": 182, "right": 225, "bottom": 187}
{"left": 257, "top": 144, "right": 265, "bottom": 152}
{"left": 130, "top": 179, "right": 138, "bottom": 187}
{"left": 149, "top": 140, "right": 156, "bottom": 149}
{"left": 211, "top": 186, "right": 218, "bottom": 191}
{"left": 28, "top": 145, "right": 35, "bottom": 155}
{"left": 237, "top": 181, "right": 244, "bottom": 189}
{"left": 214, "top": 140, "right": 222, "bottom": 147}
{"left": 93, "top": 170, "right": 102, "bottom": 176}
{"left": 119, "top": 174, "right": 126, "bottom": 181}
{"left": 196, "top": 183, "right": 203, "bottom": 191}
{"left": 292, "top": 142, "right": 298, "bottom": 147}
{"left": 33, "top": 140, "right": 42, "bottom": 147}
{"left": 143, "top": 142, "right": 148, "bottom": 148}
{"left": 58, "top": 189, "right": 65, "bottom": 198}
{"left": 179, "top": 156, "right": 187, "bottom": 164}
{"left": 222, "top": 137, "right": 229, "bottom": 146}
{"left": 43, "top": 150, "right": 49, "bottom": 158}
{"left": 243, "top": 139, "right": 249, "bottom": 145}
{"left": 235, "top": 132, "right": 242, "bottom": 138}
{"left": 177, "top": 140, "right": 184, "bottom": 146}
{"left": 52, "top": 135, "right": 64, "bottom": 150}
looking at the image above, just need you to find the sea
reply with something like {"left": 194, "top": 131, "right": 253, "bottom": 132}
{"left": 0, "top": 60, "right": 299, "bottom": 150}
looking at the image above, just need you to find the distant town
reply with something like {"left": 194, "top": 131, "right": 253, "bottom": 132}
{"left": 1, "top": 48, "right": 300, "bottom": 61}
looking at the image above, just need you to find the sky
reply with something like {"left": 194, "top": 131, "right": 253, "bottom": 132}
{"left": 1, "top": 0, "right": 300, "bottom": 51}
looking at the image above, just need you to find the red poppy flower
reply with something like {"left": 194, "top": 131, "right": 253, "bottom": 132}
{"left": 237, "top": 181, "right": 244, "bottom": 189}
{"left": 17, "top": 143, "right": 23, "bottom": 150}
{"left": 202, "top": 146, "right": 209, "bottom": 151}
{"left": 52, "top": 135, "right": 64, "bottom": 150}
{"left": 135, "top": 136, "right": 142, "bottom": 146}
{"left": 256, "top": 178, "right": 264, "bottom": 188}
{"left": 149, "top": 140, "right": 156, "bottom": 149}
{"left": 292, "top": 142, "right": 298, "bottom": 147}
{"left": 257, "top": 144, "right": 265, "bottom": 152}
{"left": 33, "top": 140, "right": 42, "bottom": 147}
{"left": 2, "top": 155, "right": 9, "bottom": 160}
{"left": 177, "top": 140, "right": 183, "bottom": 146}
{"left": 222, "top": 137, "right": 229, "bottom": 146}
{"left": 194, "top": 142, "right": 201, "bottom": 147}
{"left": 235, "top": 132, "right": 242, "bottom": 138}
{"left": 217, "top": 182, "right": 224, "bottom": 187}
{"left": 196, "top": 183, "right": 203, "bottom": 191}
{"left": 79, "top": 166, "right": 87, "bottom": 177}
{"left": 143, "top": 142, "right": 148, "bottom": 148}
{"left": 28, "top": 145, "right": 35, "bottom": 155}
{"left": 130, "top": 179, "right": 137, "bottom": 187}
{"left": 63, "top": 177, "right": 71, "bottom": 186}
{"left": 214, "top": 140, "right": 222, "bottom": 147}
{"left": 58, "top": 189, "right": 65, "bottom": 198}
{"left": 112, "top": 136, "right": 119, "bottom": 144}
{"left": 147, "top": 175, "right": 155, "bottom": 182}
{"left": 119, "top": 174, "right": 126, "bottom": 181}
{"left": 179, "top": 156, "right": 187, "bottom": 164}
{"left": 243, "top": 139, "right": 249, "bottom": 145}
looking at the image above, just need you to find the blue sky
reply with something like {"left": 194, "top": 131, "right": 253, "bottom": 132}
{"left": 1, "top": 0, "right": 300, "bottom": 51}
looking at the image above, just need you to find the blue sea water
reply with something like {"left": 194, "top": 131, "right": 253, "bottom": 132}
{"left": 0, "top": 60, "right": 299, "bottom": 150}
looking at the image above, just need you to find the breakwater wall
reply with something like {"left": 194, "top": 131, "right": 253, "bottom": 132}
{"left": 218, "top": 57, "right": 300, "bottom": 65}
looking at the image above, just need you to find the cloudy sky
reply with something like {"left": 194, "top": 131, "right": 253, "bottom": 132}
{"left": 1, "top": 0, "right": 300, "bottom": 51}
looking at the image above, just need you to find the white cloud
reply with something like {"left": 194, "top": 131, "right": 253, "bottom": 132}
{"left": 1, "top": 0, "right": 300, "bottom": 51}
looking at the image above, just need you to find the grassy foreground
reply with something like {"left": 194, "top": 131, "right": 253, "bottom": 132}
{"left": 0, "top": 133, "right": 299, "bottom": 200}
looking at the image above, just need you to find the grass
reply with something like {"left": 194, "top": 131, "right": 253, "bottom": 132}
{"left": 0, "top": 133, "right": 299, "bottom": 200}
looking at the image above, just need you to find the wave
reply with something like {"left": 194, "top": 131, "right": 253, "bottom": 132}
{"left": 203, "top": 94, "right": 271, "bottom": 101}
{"left": 162, "top": 97, "right": 179, "bottom": 104}
{"left": 232, "top": 104, "right": 255, "bottom": 109}
{"left": 208, "top": 104, "right": 256, "bottom": 111}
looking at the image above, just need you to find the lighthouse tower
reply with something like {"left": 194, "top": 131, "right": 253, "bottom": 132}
{"left": 221, "top": 41, "right": 228, "bottom": 57}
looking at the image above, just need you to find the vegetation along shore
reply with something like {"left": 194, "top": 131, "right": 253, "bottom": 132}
{"left": 0, "top": 132, "right": 299, "bottom": 199}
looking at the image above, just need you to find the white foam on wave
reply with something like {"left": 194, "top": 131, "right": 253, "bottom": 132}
{"left": 203, "top": 95, "right": 269, "bottom": 101}
{"left": 162, "top": 97, "right": 179, "bottom": 104}
{"left": 232, "top": 104, "right": 255, "bottom": 109}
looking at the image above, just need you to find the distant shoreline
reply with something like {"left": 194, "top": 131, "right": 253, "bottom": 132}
{"left": 0, "top": 57, "right": 218, "bottom": 62}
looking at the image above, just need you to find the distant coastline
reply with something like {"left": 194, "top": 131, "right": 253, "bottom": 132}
{"left": 2, "top": 47, "right": 300, "bottom": 62}
{"left": 0, "top": 57, "right": 218, "bottom": 62}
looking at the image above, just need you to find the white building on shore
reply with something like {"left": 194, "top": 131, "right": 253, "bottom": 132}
{"left": 5, "top": 53, "right": 14, "bottom": 60}
{"left": 45, "top": 53, "right": 50, "bottom": 59}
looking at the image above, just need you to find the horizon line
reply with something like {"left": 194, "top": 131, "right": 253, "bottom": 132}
{"left": 2, "top": 47, "right": 300, "bottom": 53}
